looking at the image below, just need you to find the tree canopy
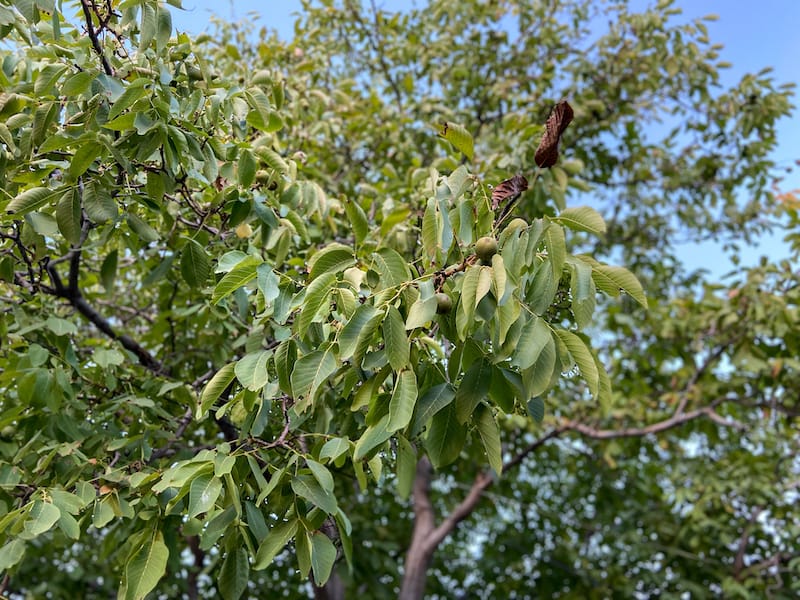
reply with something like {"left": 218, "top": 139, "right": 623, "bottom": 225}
{"left": 0, "top": 0, "right": 797, "bottom": 598}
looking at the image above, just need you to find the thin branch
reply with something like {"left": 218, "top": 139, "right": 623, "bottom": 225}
{"left": 424, "top": 470, "right": 493, "bottom": 554}
{"left": 503, "top": 426, "right": 569, "bottom": 473}
{"left": 676, "top": 334, "right": 742, "bottom": 414}
{"left": 80, "top": 0, "right": 114, "bottom": 76}
{"left": 418, "top": 398, "right": 748, "bottom": 558}
{"left": 346, "top": 0, "right": 405, "bottom": 113}
{"left": 733, "top": 506, "right": 763, "bottom": 579}
{"left": 150, "top": 407, "right": 194, "bottom": 461}
{"left": 562, "top": 403, "right": 746, "bottom": 439}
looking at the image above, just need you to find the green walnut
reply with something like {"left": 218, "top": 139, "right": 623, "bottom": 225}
{"left": 435, "top": 292, "right": 453, "bottom": 314}
{"left": 475, "top": 236, "right": 498, "bottom": 263}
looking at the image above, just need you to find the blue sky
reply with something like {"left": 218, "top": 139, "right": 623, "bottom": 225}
{"left": 171, "top": 0, "right": 799, "bottom": 272}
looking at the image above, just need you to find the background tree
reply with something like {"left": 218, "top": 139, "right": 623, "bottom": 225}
{"left": 0, "top": 0, "right": 797, "bottom": 599}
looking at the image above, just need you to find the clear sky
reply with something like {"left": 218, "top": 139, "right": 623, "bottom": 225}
{"left": 171, "top": 0, "right": 799, "bottom": 273}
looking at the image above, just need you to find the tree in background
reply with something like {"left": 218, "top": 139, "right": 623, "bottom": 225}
{"left": 0, "top": 1, "right": 797, "bottom": 598}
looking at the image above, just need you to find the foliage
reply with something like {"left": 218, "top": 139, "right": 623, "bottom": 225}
{"left": 0, "top": 0, "right": 797, "bottom": 598}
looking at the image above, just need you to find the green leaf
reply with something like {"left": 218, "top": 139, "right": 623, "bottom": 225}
{"left": 459, "top": 265, "right": 481, "bottom": 326}
{"left": 475, "top": 405, "right": 503, "bottom": 475}
{"left": 421, "top": 197, "right": 443, "bottom": 261}
{"left": 454, "top": 359, "right": 492, "bottom": 423}
{"left": 21, "top": 501, "right": 60, "bottom": 539}
{"left": 212, "top": 255, "right": 262, "bottom": 304}
{"left": 439, "top": 121, "right": 474, "bottom": 160}
{"left": 387, "top": 369, "right": 417, "bottom": 432}
{"left": 234, "top": 349, "right": 270, "bottom": 392}
{"left": 219, "top": 548, "right": 249, "bottom": 600}
{"left": 555, "top": 206, "right": 607, "bottom": 234}
{"left": 291, "top": 474, "right": 337, "bottom": 514}
{"left": 410, "top": 383, "right": 456, "bottom": 438}
{"left": 274, "top": 339, "right": 296, "bottom": 395}
{"left": 370, "top": 247, "right": 410, "bottom": 289}
{"left": 155, "top": 3, "right": 172, "bottom": 52}
{"left": 120, "top": 530, "right": 169, "bottom": 600}
{"left": 395, "top": 435, "right": 417, "bottom": 499}
{"left": 107, "top": 79, "right": 149, "bottom": 121}
{"left": 554, "top": 329, "right": 599, "bottom": 397}
{"left": 310, "top": 532, "right": 337, "bottom": 586}
{"left": 34, "top": 64, "right": 67, "bottom": 96}
{"left": 198, "top": 363, "right": 236, "bottom": 418}
{"left": 62, "top": 70, "right": 96, "bottom": 96}
{"left": 127, "top": 214, "right": 160, "bottom": 243}
{"left": 56, "top": 190, "right": 81, "bottom": 245}
{"left": 475, "top": 266, "right": 492, "bottom": 309}
{"left": 319, "top": 437, "right": 350, "bottom": 462}
{"left": 253, "top": 520, "right": 297, "bottom": 570}
{"left": 511, "top": 316, "right": 552, "bottom": 370}
{"left": 290, "top": 345, "right": 337, "bottom": 411}
{"left": 188, "top": 473, "right": 222, "bottom": 518}
{"left": 527, "top": 397, "right": 545, "bottom": 423}
{"left": 524, "top": 334, "right": 557, "bottom": 398}
{"left": 100, "top": 250, "right": 118, "bottom": 292}
{"left": 200, "top": 506, "right": 237, "bottom": 551}
{"left": 339, "top": 304, "right": 380, "bottom": 360}
{"left": 383, "top": 306, "right": 410, "bottom": 370}
{"left": 298, "top": 272, "right": 336, "bottom": 338}
{"left": 0, "top": 539, "right": 25, "bottom": 571}
{"left": 139, "top": 0, "right": 157, "bottom": 50}
{"left": 344, "top": 199, "right": 368, "bottom": 244}
{"left": 238, "top": 148, "right": 256, "bottom": 188}
{"left": 83, "top": 181, "right": 118, "bottom": 223}
{"left": 309, "top": 243, "right": 355, "bottom": 280}
{"left": 44, "top": 316, "right": 77, "bottom": 337}
{"left": 405, "top": 296, "right": 437, "bottom": 330}
{"left": 6, "top": 187, "right": 58, "bottom": 216}
{"left": 543, "top": 223, "right": 566, "bottom": 275}
{"left": 569, "top": 258, "right": 596, "bottom": 329}
{"left": 296, "top": 529, "right": 312, "bottom": 577}
{"left": 306, "top": 459, "right": 335, "bottom": 493}
{"left": 425, "top": 403, "right": 467, "bottom": 469}
{"left": 528, "top": 260, "right": 557, "bottom": 315}
{"left": 69, "top": 140, "right": 102, "bottom": 179}
{"left": 353, "top": 414, "right": 392, "bottom": 461}
{"left": 588, "top": 261, "right": 648, "bottom": 309}
{"left": 181, "top": 239, "right": 211, "bottom": 287}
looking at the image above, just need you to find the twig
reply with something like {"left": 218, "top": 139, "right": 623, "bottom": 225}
{"left": 80, "top": 0, "right": 114, "bottom": 76}
{"left": 150, "top": 408, "right": 194, "bottom": 461}
{"left": 733, "top": 506, "right": 763, "bottom": 579}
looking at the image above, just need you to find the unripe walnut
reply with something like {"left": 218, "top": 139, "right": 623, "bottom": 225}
{"left": 435, "top": 292, "right": 453, "bottom": 314}
{"left": 475, "top": 236, "right": 498, "bottom": 263}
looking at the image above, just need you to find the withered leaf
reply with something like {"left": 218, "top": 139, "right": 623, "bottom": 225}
{"left": 535, "top": 101, "right": 574, "bottom": 169}
{"left": 491, "top": 175, "right": 528, "bottom": 210}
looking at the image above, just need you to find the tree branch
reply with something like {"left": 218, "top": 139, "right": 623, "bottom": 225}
{"left": 80, "top": 0, "right": 114, "bottom": 76}
{"left": 562, "top": 403, "right": 746, "bottom": 439}
{"left": 733, "top": 506, "right": 763, "bottom": 579}
{"left": 45, "top": 256, "right": 166, "bottom": 375}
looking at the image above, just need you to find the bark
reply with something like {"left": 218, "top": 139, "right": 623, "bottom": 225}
{"left": 313, "top": 571, "right": 345, "bottom": 600}
{"left": 399, "top": 458, "right": 493, "bottom": 600}
{"left": 395, "top": 401, "right": 745, "bottom": 600}
{"left": 399, "top": 457, "right": 436, "bottom": 600}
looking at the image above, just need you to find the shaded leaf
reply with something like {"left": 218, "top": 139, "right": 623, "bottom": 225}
{"left": 426, "top": 404, "right": 467, "bottom": 468}
{"left": 253, "top": 520, "right": 297, "bottom": 570}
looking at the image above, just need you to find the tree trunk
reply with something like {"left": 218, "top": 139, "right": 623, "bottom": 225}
{"left": 314, "top": 571, "right": 345, "bottom": 600}
{"left": 399, "top": 458, "right": 436, "bottom": 600}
